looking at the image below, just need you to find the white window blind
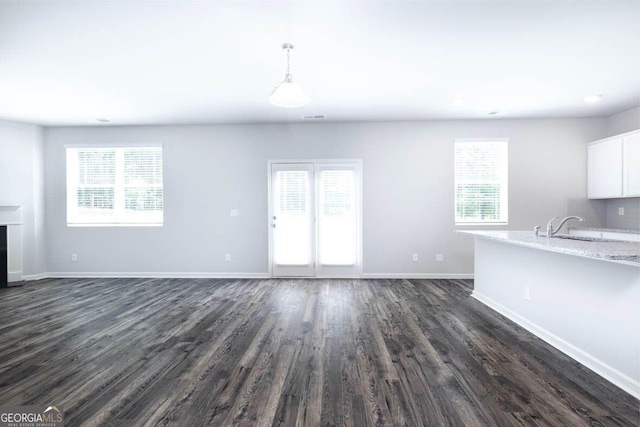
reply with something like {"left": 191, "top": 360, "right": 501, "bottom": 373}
{"left": 318, "top": 169, "right": 356, "bottom": 265}
{"left": 278, "top": 171, "right": 308, "bottom": 214}
{"left": 66, "top": 146, "right": 163, "bottom": 226}
{"left": 455, "top": 140, "right": 508, "bottom": 224}
{"left": 273, "top": 170, "right": 311, "bottom": 265}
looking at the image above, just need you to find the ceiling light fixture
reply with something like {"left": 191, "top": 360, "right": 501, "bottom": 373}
{"left": 269, "top": 43, "right": 310, "bottom": 108}
{"left": 81, "top": 118, "right": 111, "bottom": 123}
{"left": 583, "top": 94, "right": 603, "bottom": 103}
{"left": 453, "top": 97, "right": 467, "bottom": 107}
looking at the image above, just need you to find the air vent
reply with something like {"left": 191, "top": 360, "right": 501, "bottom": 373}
{"left": 488, "top": 111, "right": 500, "bottom": 116}
{"left": 303, "top": 115, "right": 326, "bottom": 120}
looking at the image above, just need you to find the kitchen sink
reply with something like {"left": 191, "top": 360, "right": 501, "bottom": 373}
{"left": 550, "top": 234, "right": 614, "bottom": 242}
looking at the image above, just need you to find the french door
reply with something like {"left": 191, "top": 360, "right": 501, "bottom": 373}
{"left": 269, "top": 161, "right": 361, "bottom": 277}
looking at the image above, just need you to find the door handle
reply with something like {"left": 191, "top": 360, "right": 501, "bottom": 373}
{"left": 273, "top": 215, "right": 276, "bottom": 228}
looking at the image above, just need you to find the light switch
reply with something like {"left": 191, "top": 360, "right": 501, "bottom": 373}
{"left": 230, "top": 209, "right": 239, "bottom": 217}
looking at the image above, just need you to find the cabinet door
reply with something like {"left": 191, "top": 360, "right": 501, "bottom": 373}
{"left": 623, "top": 132, "right": 640, "bottom": 197}
{"left": 588, "top": 138, "right": 623, "bottom": 199}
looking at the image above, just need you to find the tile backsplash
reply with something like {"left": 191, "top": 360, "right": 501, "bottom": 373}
{"left": 606, "top": 198, "right": 640, "bottom": 230}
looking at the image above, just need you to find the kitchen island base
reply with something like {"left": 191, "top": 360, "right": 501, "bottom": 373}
{"left": 472, "top": 237, "right": 639, "bottom": 399}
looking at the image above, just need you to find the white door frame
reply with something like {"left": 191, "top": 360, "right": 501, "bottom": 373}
{"left": 267, "top": 159, "right": 363, "bottom": 278}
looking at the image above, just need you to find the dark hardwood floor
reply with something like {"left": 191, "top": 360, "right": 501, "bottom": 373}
{"left": 0, "top": 278, "right": 637, "bottom": 426}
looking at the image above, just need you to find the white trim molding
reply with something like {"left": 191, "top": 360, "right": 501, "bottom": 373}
{"left": 30, "top": 272, "right": 473, "bottom": 281}
{"left": 46, "top": 272, "right": 270, "bottom": 279}
{"left": 23, "top": 273, "right": 48, "bottom": 282}
{"left": 361, "top": 273, "right": 474, "bottom": 279}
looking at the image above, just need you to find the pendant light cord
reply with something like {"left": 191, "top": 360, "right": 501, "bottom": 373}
{"left": 284, "top": 46, "right": 292, "bottom": 83}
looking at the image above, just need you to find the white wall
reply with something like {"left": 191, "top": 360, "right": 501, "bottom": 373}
{"left": 43, "top": 118, "right": 606, "bottom": 277}
{"left": 0, "top": 119, "right": 46, "bottom": 278}
{"left": 606, "top": 106, "right": 640, "bottom": 136}
{"left": 605, "top": 198, "right": 640, "bottom": 231}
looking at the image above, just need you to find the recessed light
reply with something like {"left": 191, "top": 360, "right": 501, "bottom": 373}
{"left": 81, "top": 118, "right": 111, "bottom": 123}
{"left": 583, "top": 94, "right": 603, "bottom": 103}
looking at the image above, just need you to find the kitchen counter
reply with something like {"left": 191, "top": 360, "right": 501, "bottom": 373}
{"left": 569, "top": 226, "right": 640, "bottom": 234}
{"left": 464, "top": 230, "right": 640, "bottom": 398}
{"left": 458, "top": 230, "right": 640, "bottom": 266}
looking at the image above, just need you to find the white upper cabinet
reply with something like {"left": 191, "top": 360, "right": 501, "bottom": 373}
{"left": 587, "top": 129, "right": 640, "bottom": 199}
{"left": 623, "top": 132, "right": 640, "bottom": 197}
{"left": 588, "top": 137, "right": 623, "bottom": 198}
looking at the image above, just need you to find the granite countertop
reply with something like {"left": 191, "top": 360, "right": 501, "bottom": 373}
{"left": 569, "top": 227, "right": 640, "bottom": 234}
{"left": 458, "top": 230, "right": 640, "bottom": 266}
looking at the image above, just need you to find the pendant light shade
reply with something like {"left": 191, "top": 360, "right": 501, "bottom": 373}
{"left": 269, "top": 43, "right": 310, "bottom": 108}
{"left": 269, "top": 80, "right": 311, "bottom": 108}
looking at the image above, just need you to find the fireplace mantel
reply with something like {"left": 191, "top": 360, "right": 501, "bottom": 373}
{"left": 0, "top": 205, "right": 23, "bottom": 284}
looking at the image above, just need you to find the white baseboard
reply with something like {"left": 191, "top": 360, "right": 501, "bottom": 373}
{"left": 30, "top": 272, "right": 473, "bottom": 280}
{"left": 46, "top": 272, "right": 270, "bottom": 279}
{"left": 361, "top": 273, "right": 474, "bottom": 279}
{"left": 472, "top": 291, "right": 640, "bottom": 399}
{"left": 23, "top": 272, "right": 48, "bottom": 281}
{"left": 8, "top": 271, "right": 23, "bottom": 282}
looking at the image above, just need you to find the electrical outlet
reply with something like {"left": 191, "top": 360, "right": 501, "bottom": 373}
{"left": 524, "top": 286, "right": 531, "bottom": 301}
{"left": 435, "top": 254, "right": 444, "bottom": 262}
{"left": 230, "top": 209, "right": 239, "bottom": 217}
{"left": 619, "top": 207, "right": 624, "bottom": 216}
{"left": 225, "top": 253, "right": 231, "bottom": 261}
{"left": 412, "top": 253, "right": 418, "bottom": 262}
{"left": 71, "top": 253, "right": 78, "bottom": 262}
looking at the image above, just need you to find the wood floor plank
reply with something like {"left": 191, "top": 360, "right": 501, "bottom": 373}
{"left": 0, "top": 277, "right": 637, "bottom": 426}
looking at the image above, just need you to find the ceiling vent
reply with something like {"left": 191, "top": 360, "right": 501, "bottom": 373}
{"left": 303, "top": 115, "right": 326, "bottom": 120}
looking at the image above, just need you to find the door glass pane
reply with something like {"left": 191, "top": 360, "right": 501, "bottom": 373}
{"left": 319, "top": 169, "right": 356, "bottom": 265}
{"left": 274, "top": 170, "right": 310, "bottom": 265}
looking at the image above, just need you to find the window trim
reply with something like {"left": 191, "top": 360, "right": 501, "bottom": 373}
{"left": 65, "top": 144, "right": 164, "bottom": 227}
{"left": 454, "top": 138, "right": 509, "bottom": 226}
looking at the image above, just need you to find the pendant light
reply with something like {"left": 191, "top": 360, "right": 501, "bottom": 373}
{"left": 269, "top": 43, "right": 310, "bottom": 108}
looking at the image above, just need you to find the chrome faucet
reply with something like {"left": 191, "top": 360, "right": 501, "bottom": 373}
{"left": 546, "top": 216, "right": 584, "bottom": 236}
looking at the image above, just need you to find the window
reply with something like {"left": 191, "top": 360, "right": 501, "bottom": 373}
{"left": 66, "top": 146, "right": 163, "bottom": 226}
{"left": 318, "top": 168, "right": 356, "bottom": 265}
{"left": 455, "top": 139, "right": 508, "bottom": 224}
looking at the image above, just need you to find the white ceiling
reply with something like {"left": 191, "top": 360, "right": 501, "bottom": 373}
{"left": 0, "top": 1, "right": 639, "bottom": 126}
